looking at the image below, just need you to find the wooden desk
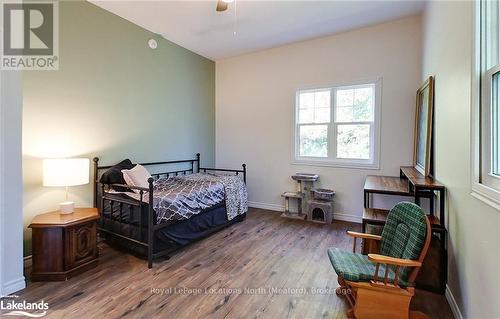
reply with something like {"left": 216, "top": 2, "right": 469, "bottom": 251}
{"left": 363, "top": 176, "right": 410, "bottom": 196}
{"left": 29, "top": 208, "right": 99, "bottom": 281}
{"left": 364, "top": 167, "right": 445, "bottom": 227}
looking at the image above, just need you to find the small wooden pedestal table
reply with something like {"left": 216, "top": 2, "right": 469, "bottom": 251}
{"left": 29, "top": 208, "right": 99, "bottom": 281}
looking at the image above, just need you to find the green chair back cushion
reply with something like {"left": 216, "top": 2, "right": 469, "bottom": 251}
{"left": 379, "top": 202, "right": 428, "bottom": 280}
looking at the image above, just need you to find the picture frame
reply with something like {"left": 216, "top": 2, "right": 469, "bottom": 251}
{"left": 413, "top": 76, "right": 434, "bottom": 176}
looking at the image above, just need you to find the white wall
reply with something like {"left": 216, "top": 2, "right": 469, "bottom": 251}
{"left": 0, "top": 71, "right": 25, "bottom": 295}
{"left": 216, "top": 16, "right": 422, "bottom": 220}
{"left": 422, "top": 1, "right": 500, "bottom": 318}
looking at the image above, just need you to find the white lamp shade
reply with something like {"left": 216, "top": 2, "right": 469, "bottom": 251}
{"left": 43, "top": 158, "right": 90, "bottom": 187}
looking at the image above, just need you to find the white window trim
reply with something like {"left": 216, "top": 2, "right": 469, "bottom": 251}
{"left": 292, "top": 78, "right": 382, "bottom": 170}
{"left": 481, "top": 65, "right": 500, "bottom": 189}
{"left": 470, "top": 0, "right": 500, "bottom": 210}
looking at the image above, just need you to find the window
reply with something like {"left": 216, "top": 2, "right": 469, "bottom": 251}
{"left": 294, "top": 81, "right": 380, "bottom": 168}
{"left": 472, "top": 0, "right": 500, "bottom": 207}
{"left": 491, "top": 70, "right": 500, "bottom": 176}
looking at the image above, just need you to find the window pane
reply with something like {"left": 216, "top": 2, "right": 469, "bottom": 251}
{"left": 314, "top": 107, "right": 330, "bottom": 123}
{"left": 336, "top": 106, "right": 353, "bottom": 122}
{"left": 485, "top": 0, "right": 499, "bottom": 69}
{"left": 336, "top": 89, "right": 353, "bottom": 106}
{"left": 315, "top": 90, "right": 330, "bottom": 108}
{"left": 299, "top": 125, "right": 328, "bottom": 157}
{"left": 299, "top": 109, "right": 314, "bottom": 124}
{"left": 298, "top": 90, "right": 331, "bottom": 124}
{"left": 337, "top": 124, "right": 371, "bottom": 159}
{"left": 353, "top": 87, "right": 374, "bottom": 121}
{"left": 299, "top": 92, "right": 314, "bottom": 109}
{"left": 493, "top": 71, "right": 500, "bottom": 175}
{"left": 336, "top": 86, "right": 374, "bottom": 122}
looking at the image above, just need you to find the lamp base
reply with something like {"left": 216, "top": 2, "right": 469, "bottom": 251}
{"left": 59, "top": 201, "right": 75, "bottom": 214}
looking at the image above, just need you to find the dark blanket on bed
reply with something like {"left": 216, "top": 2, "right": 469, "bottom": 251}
{"left": 156, "top": 205, "right": 242, "bottom": 246}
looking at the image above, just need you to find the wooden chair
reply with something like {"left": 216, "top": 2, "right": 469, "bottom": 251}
{"left": 328, "top": 202, "right": 431, "bottom": 319}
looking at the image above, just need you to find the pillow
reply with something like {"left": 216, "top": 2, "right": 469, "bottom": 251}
{"left": 99, "top": 159, "right": 134, "bottom": 192}
{"left": 121, "top": 164, "right": 152, "bottom": 192}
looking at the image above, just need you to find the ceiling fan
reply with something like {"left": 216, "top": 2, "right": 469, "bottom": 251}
{"left": 216, "top": 0, "right": 234, "bottom": 12}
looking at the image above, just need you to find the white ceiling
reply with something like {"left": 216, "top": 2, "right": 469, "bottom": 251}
{"left": 90, "top": 0, "right": 425, "bottom": 60}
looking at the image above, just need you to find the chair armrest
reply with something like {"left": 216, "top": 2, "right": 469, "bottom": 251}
{"left": 347, "top": 231, "right": 382, "bottom": 241}
{"left": 368, "top": 254, "right": 422, "bottom": 267}
{"left": 368, "top": 254, "right": 422, "bottom": 288}
{"left": 347, "top": 231, "right": 381, "bottom": 253}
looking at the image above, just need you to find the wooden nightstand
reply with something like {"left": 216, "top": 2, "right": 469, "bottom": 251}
{"left": 29, "top": 208, "right": 99, "bottom": 281}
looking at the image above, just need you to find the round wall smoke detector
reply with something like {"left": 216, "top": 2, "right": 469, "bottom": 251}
{"left": 148, "top": 39, "right": 158, "bottom": 49}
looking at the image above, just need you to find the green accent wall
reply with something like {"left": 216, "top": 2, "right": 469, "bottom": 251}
{"left": 22, "top": 1, "right": 215, "bottom": 255}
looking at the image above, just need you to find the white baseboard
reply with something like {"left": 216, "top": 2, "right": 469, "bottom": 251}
{"left": 334, "top": 212, "right": 362, "bottom": 223}
{"left": 2, "top": 277, "right": 26, "bottom": 295}
{"left": 445, "top": 284, "right": 463, "bottom": 319}
{"left": 248, "top": 201, "right": 284, "bottom": 212}
{"left": 248, "top": 201, "right": 362, "bottom": 223}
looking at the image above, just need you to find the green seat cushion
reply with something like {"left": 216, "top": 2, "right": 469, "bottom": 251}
{"left": 327, "top": 247, "right": 409, "bottom": 287}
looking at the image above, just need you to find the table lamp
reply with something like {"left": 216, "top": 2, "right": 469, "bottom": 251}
{"left": 43, "top": 158, "right": 89, "bottom": 214}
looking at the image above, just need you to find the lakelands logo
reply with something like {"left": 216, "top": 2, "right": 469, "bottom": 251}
{"left": 1, "top": 1, "right": 59, "bottom": 70}
{"left": 1, "top": 298, "right": 49, "bottom": 317}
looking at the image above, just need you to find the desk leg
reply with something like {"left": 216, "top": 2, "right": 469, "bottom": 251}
{"left": 364, "top": 191, "right": 370, "bottom": 208}
{"left": 430, "top": 193, "right": 435, "bottom": 216}
{"left": 434, "top": 228, "right": 448, "bottom": 293}
{"left": 414, "top": 187, "right": 421, "bottom": 206}
{"left": 442, "top": 230, "right": 448, "bottom": 288}
{"left": 439, "top": 189, "right": 445, "bottom": 227}
{"left": 361, "top": 220, "right": 367, "bottom": 254}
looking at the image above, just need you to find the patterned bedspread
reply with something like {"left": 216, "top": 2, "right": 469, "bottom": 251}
{"left": 147, "top": 173, "right": 248, "bottom": 223}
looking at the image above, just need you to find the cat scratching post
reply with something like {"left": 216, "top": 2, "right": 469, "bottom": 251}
{"left": 281, "top": 173, "right": 319, "bottom": 220}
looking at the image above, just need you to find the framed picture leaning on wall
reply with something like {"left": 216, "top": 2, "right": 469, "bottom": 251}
{"left": 413, "top": 76, "right": 434, "bottom": 176}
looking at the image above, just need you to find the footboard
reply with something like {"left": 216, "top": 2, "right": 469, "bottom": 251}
{"left": 93, "top": 153, "right": 246, "bottom": 268}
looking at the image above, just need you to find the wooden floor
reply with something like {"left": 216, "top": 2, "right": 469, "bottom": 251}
{"left": 13, "top": 208, "right": 453, "bottom": 319}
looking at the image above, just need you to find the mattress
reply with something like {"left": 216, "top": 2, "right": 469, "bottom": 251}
{"left": 100, "top": 193, "right": 243, "bottom": 246}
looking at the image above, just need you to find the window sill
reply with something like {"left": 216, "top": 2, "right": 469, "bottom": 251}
{"left": 291, "top": 160, "right": 380, "bottom": 170}
{"left": 471, "top": 182, "right": 500, "bottom": 211}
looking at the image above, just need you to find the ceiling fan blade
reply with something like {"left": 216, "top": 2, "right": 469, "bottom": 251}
{"left": 216, "top": 0, "right": 228, "bottom": 12}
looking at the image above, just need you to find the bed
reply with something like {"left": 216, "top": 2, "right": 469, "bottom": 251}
{"left": 93, "top": 153, "right": 247, "bottom": 268}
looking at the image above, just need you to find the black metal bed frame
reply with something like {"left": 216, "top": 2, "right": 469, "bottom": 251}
{"left": 93, "top": 153, "right": 246, "bottom": 268}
